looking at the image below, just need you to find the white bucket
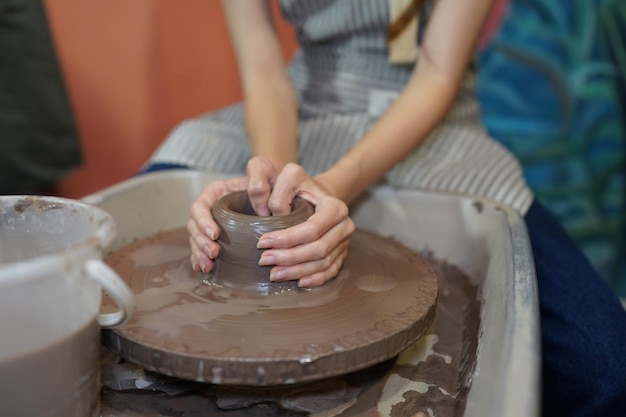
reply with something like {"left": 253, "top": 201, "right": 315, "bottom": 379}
{"left": 0, "top": 196, "right": 134, "bottom": 417}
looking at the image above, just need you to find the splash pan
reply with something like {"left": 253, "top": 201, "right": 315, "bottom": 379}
{"left": 84, "top": 170, "right": 540, "bottom": 417}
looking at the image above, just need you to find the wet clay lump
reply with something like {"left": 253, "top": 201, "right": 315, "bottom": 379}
{"left": 209, "top": 191, "right": 315, "bottom": 293}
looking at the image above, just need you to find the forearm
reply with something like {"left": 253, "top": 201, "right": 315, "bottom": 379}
{"left": 317, "top": 0, "right": 494, "bottom": 204}
{"left": 318, "top": 69, "right": 458, "bottom": 203}
{"left": 243, "top": 72, "right": 298, "bottom": 171}
{"left": 222, "top": 0, "right": 298, "bottom": 170}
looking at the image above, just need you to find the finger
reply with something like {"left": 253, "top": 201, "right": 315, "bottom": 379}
{"left": 267, "top": 163, "right": 307, "bottom": 215}
{"left": 189, "top": 236, "right": 215, "bottom": 273}
{"left": 247, "top": 157, "right": 277, "bottom": 216}
{"left": 190, "top": 177, "right": 248, "bottom": 239}
{"left": 297, "top": 253, "right": 346, "bottom": 288}
{"left": 258, "top": 196, "right": 352, "bottom": 250}
{"left": 190, "top": 199, "right": 219, "bottom": 240}
{"left": 188, "top": 219, "right": 220, "bottom": 260}
{"left": 258, "top": 215, "right": 354, "bottom": 266}
{"left": 268, "top": 239, "right": 349, "bottom": 283}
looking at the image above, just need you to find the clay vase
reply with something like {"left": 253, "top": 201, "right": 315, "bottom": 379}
{"left": 210, "top": 191, "right": 314, "bottom": 293}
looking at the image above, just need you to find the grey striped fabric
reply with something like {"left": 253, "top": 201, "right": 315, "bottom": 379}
{"left": 148, "top": 0, "right": 533, "bottom": 214}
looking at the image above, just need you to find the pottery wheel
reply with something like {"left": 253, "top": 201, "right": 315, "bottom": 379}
{"left": 102, "top": 227, "right": 438, "bottom": 386}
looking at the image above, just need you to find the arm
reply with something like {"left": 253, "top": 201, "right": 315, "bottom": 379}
{"left": 257, "top": 0, "right": 496, "bottom": 286}
{"left": 317, "top": 0, "right": 495, "bottom": 202}
{"left": 189, "top": 2, "right": 299, "bottom": 273}
{"left": 222, "top": 0, "right": 298, "bottom": 172}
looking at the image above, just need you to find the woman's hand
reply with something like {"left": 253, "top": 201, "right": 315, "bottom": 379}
{"left": 257, "top": 163, "right": 355, "bottom": 288}
{"left": 189, "top": 158, "right": 355, "bottom": 288}
{"left": 188, "top": 157, "right": 278, "bottom": 273}
{"left": 188, "top": 176, "right": 246, "bottom": 274}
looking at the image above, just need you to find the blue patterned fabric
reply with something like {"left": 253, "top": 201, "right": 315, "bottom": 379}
{"left": 478, "top": 0, "right": 626, "bottom": 295}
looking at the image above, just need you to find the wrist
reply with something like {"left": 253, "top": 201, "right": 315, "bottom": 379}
{"left": 246, "top": 116, "right": 298, "bottom": 172}
{"left": 315, "top": 160, "right": 361, "bottom": 204}
{"left": 249, "top": 132, "right": 298, "bottom": 171}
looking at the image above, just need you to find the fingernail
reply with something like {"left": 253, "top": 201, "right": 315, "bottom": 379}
{"left": 270, "top": 269, "right": 286, "bottom": 281}
{"left": 257, "top": 237, "right": 272, "bottom": 249}
{"left": 204, "top": 245, "right": 213, "bottom": 260}
{"left": 192, "top": 263, "right": 200, "bottom": 272}
{"left": 205, "top": 227, "right": 215, "bottom": 240}
{"left": 298, "top": 278, "right": 311, "bottom": 287}
{"left": 258, "top": 254, "right": 276, "bottom": 266}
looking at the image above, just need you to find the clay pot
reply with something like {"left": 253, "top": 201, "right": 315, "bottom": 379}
{"left": 210, "top": 191, "right": 314, "bottom": 293}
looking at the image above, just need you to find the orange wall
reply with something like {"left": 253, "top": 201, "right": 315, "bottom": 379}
{"left": 45, "top": 0, "right": 296, "bottom": 198}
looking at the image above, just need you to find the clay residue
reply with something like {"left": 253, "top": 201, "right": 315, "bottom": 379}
{"left": 379, "top": 256, "right": 481, "bottom": 417}
{"left": 100, "top": 253, "right": 480, "bottom": 417}
{"left": 472, "top": 201, "right": 483, "bottom": 214}
{"left": 12, "top": 196, "right": 65, "bottom": 214}
{"left": 102, "top": 227, "right": 438, "bottom": 386}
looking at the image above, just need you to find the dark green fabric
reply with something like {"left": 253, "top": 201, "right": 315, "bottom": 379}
{"left": 0, "top": 0, "right": 80, "bottom": 194}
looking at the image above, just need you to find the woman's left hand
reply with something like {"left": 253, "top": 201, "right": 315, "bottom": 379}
{"left": 257, "top": 163, "right": 355, "bottom": 288}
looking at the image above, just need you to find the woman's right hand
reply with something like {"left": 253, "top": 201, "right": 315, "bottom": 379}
{"left": 188, "top": 156, "right": 278, "bottom": 273}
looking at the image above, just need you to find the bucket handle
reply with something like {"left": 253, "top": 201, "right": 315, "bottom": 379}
{"left": 85, "top": 259, "right": 135, "bottom": 328}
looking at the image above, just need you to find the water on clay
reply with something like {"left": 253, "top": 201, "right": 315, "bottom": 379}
{"left": 101, "top": 227, "right": 439, "bottom": 386}
{"left": 99, "top": 229, "right": 480, "bottom": 417}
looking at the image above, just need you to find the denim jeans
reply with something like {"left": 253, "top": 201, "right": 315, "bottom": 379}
{"left": 527, "top": 200, "right": 626, "bottom": 417}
